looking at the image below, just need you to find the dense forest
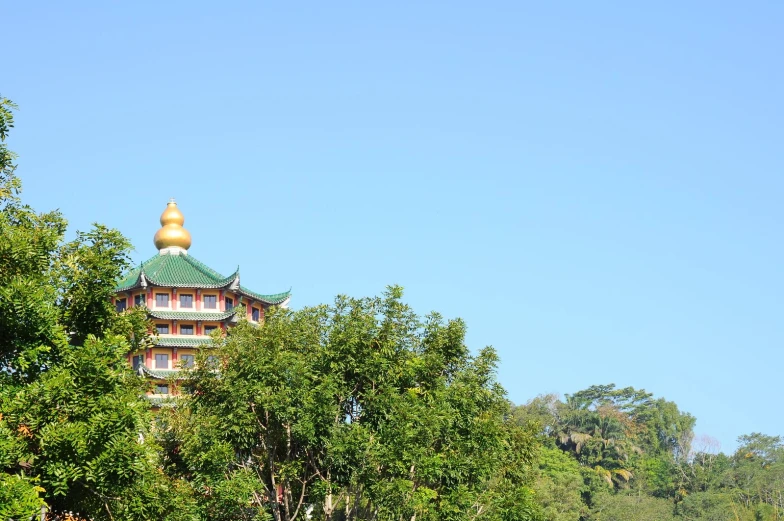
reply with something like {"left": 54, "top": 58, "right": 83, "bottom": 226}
{"left": 1, "top": 99, "right": 782, "bottom": 521}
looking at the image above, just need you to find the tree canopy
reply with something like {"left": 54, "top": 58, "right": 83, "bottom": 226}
{"left": 159, "top": 291, "right": 542, "bottom": 521}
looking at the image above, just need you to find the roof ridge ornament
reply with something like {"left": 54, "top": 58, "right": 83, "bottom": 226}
{"left": 228, "top": 269, "right": 240, "bottom": 292}
{"left": 154, "top": 199, "right": 192, "bottom": 255}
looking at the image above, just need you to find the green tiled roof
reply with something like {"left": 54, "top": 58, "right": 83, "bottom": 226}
{"left": 240, "top": 286, "right": 291, "bottom": 305}
{"left": 115, "top": 252, "right": 291, "bottom": 305}
{"left": 140, "top": 367, "right": 187, "bottom": 380}
{"left": 145, "top": 395, "right": 178, "bottom": 407}
{"left": 148, "top": 309, "right": 236, "bottom": 321}
{"left": 116, "top": 252, "right": 236, "bottom": 290}
{"left": 155, "top": 336, "right": 213, "bottom": 347}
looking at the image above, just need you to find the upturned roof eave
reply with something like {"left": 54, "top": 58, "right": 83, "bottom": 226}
{"left": 237, "top": 286, "right": 292, "bottom": 305}
{"left": 114, "top": 253, "right": 291, "bottom": 305}
{"left": 139, "top": 366, "right": 189, "bottom": 380}
{"left": 115, "top": 280, "right": 292, "bottom": 305}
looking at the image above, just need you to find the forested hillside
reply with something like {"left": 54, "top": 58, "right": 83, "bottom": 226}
{"left": 513, "top": 387, "right": 783, "bottom": 520}
{"left": 1, "top": 99, "right": 782, "bottom": 520}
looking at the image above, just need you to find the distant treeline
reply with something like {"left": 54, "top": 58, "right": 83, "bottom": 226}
{"left": 512, "top": 386, "right": 783, "bottom": 520}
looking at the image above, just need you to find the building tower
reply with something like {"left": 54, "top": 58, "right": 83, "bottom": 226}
{"left": 113, "top": 200, "right": 290, "bottom": 402}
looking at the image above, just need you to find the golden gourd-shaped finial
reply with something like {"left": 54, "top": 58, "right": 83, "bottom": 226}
{"left": 154, "top": 199, "right": 192, "bottom": 252}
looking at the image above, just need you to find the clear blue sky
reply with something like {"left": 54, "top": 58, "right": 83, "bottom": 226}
{"left": 5, "top": 2, "right": 783, "bottom": 452}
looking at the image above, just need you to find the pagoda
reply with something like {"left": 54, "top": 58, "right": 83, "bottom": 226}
{"left": 113, "top": 199, "right": 290, "bottom": 401}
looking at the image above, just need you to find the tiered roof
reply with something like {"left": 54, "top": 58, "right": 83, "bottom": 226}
{"left": 147, "top": 310, "right": 237, "bottom": 321}
{"left": 119, "top": 200, "right": 290, "bottom": 405}
{"left": 139, "top": 366, "right": 188, "bottom": 380}
{"left": 156, "top": 337, "right": 213, "bottom": 347}
{"left": 115, "top": 252, "right": 291, "bottom": 306}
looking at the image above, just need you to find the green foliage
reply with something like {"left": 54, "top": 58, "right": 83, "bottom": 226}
{"left": 0, "top": 98, "right": 196, "bottom": 520}
{"left": 110, "top": 304, "right": 159, "bottom": 354}
{"left": 514, "top": 385, "right": 784, "bottom": 521}
{"left": 532, "top": 447, "right": 584, "bottom": 521}
{"left": 511, "top": 394, "right": 560, "bottom": 438}
{"left": 2, "top": 336, "right": 144, "bottom": 499}
{"left": 58, "top": 225, "right": 133, "bottom": 346}
{"left": 638, "top": 456, "right": 676, "bottom": 498}
{"left": 0, "top": 473, "right": 46, "bottom": 521}
{"left": 729, "top": 434, "right": 784, "bottom": 519}
{"left": 563, "top": 384, "right": 695, "bottom": 462}
{"left": 512, "top": 385, "right": 705, "bottom": 520}
{"left": 0, "top": 95, "right": 19, "bottom": 198}
{"left": 0, "top": 333, "right": 199, "bottom": 520}
{"left": 0, "top": 182, "right": 68, "bottom": 379}
{"left": 675, "top": 491, "right": 739, "bottom": 521}
{"left": 590, "top": 492, "right": 676, "bottom": 521}
{"left": 163, "top": 289, "right": 542, "bottom": 521}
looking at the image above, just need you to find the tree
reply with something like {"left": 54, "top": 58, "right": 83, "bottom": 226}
{"left": 0, "top": 107, "right": 68, "bottom": 381}
{"left": 564, "top": 385, "right": 694, "bottom": 461}
{"left": 513, "top": 385, "right": 702, "bottom": 519}
{"left": 0, "top": 97, "right": 196, "bottom": 521}
{"left": 0, "top": 95, "right": 19, "bottom": 194}
{"left": 531, "top": 446, "right": 584, "bottom": 521}
{"left": 674, "top": 491, "right": 742, "bottom": 521}
{"left": 730, "top": 433, "right": 784, "bottom": 516}
{"left": 57, "top": 225, "right": 133, "bottom": 346}
{"left": 163, "top": 289, "right": 543, "bottom": 521}
{"left": 590, "top": 492, "right": 676, "bottom": 521}
{"left": 1, "top": 334, "right": 198, "bottom": 520}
